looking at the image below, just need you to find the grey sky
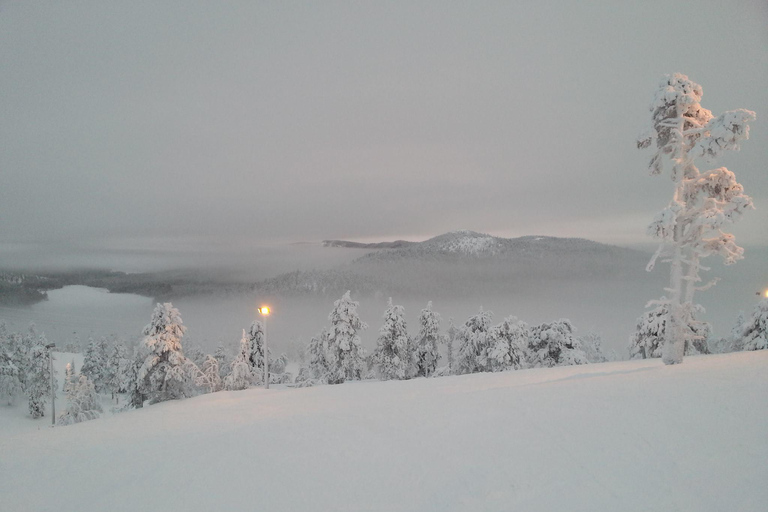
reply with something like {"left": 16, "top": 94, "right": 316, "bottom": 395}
{"left": 1, "top": 0, "right": 766, "bottom": 251}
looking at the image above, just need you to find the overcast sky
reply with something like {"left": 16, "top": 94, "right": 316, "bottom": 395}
{"left": 1, "top": 0, "right": 766, "bottom": 252}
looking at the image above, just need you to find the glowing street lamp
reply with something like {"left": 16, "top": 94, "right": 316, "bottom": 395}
{"left": 258, "top": 306, "right": 270, "bottom": 389}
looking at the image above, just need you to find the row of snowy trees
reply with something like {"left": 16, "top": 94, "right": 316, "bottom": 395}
{"left": 629, "top": 297, "right": 768, "bottom": 359}
{"left": 295, "top": 292, "right": 609, "bottom": 387}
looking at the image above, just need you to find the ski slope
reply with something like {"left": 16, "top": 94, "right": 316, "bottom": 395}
{"left": 1, "top": 351, "right": 766, "bottom": 511}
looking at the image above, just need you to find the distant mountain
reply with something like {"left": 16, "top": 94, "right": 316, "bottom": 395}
{"left": 322, "top": 239, "right": 417, "bottom": 249}
{"left": 256, "top": 231, "right": 653, "bottom": 298}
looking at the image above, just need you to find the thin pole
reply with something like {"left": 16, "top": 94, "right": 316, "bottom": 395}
{"left": 264, "top": 316, "right": 269, "bottom": 389}
{"left": 49, "top": 348, "right": 56, "bottom": 426}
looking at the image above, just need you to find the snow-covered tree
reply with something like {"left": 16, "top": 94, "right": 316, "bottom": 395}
{"left": 105, "top": 342, "right": 130, "bottom": 399}
{"left": 578, "top": 332, "right": 610, "bottom": 363}
{"left": 214, "top": 344, "right": 229, "bottom": 378}
{"left": 135, "top": 303, "right": 193, "bottom": 404}
{"left": 486, "top": 316, "right": 529, "bottom": 371}
{"left": 529, "top": 319, "right": 587, "bottom": 368}
{"left": 325, "top": 291, "right": 368, "bottom": 384}
{"left": 414, "top": 301, "right": 442, "bottom": 378}
{"left": 196, "top": 355, "right": 223, "bottom": 393}
{"left": 443, "top": 317, "right": 458, "bottom": 375}
{"left": 455, "top": 307, "right": 493, "bottom": 375}
{"left": 26, "top": 342, "right": 53, "bottom": 419}
{"left": 628, "top": 299, "right": 711, "bottom": 359}
{"left": 638, "top": 73, "right": 756, "bottom": 365}
{"left": 737, "top": 298, "right": 768, "bottom": 351}
{"left": 63, "top": 361, "right": 75, "bottom": 394}
{"left": 57, "top": 375, "right": 103, "bottom": 426}
{"left": 223, "top": 357, "right": 252, "bottom": 391}
{"left": 0, "top": 352, "right": 22, "bottom": 406}
{"left": 81, "top": 337, "right": 110, "bottom": 393}
{"left": 372, "top": 298, "right": 413, "bottom": 380}
{"left": 307, "top": 329, "right": 330, "bottom": 381}
{"left": 238, "top": 321, "right": 268, "bottom": 385}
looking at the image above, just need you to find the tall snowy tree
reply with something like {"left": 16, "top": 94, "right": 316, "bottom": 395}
{"left": 628, "top": 299, "right": 711, "bottom": 359}
{"left": 105, "top": 342, "right": 130, "bottom": 399}
{"left": 528, "top": 319, "right": 587, "bottom": 368}
{"left": 737, "top": 298, "right": 768, "bottom": 351}
{"left": 196, "top": 355, "right": 223, "bottom": 393}
{"left": 443, "top": 317, "right": 458, "bottom": 375}
{"left": 81, "top": 337, "right": 110, "bottom": 393}
{"left": 486, "top": 316, "right": 529, "bottom": 372}
{"left": 414, "top": 302, "right": 442, "bottom": 378}
{"left": 455, "top": 307, "right": 493, "bottom": 375}
{"left": 372, "top": 298, "right": 413, "bottom": 380}
{"left": 326, "top": 291, "right": 368, "bottom": 384}
{"left": 135, "top": 303, "right": 193, "bottom": 404}
{"left": 0, "top": 351, "right": 22, "bottom": 406}
{"left": 238, "top": 321, "right": 268, "bottom": 385}
{"left": 307, "top": 329, "right": 330, "bottom": 382}
{"left": 638, "top": 73, "right": 756, "bottom": 364}
{"left": 26, "top": 342, "right": 53, "bottom": 419}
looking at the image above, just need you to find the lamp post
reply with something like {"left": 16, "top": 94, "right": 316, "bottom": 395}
{"left": 258, "top": 306, "right": 270, "bottom": 389}
{"left": 45, "top": 343, "right": 56, "bottom": 426}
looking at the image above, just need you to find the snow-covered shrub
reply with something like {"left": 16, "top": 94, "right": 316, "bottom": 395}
{"left": 737, "top": 298, "right": 768, "bottom": 351}
{"left": 325, "top": 291, "right": 368, "bottom": 384}
{"left": 455, "top": 308, "right": 493, "bottom": 375}
{"left": 372, "top": 298, "right": 413, "bottom": 380}
{"left": 414, "top": 301, "right": 442, "bottom": 378}
{"left": 57, "top": 375, "right": 103, "bottom": 426}
{"left": 529, "top": 319, "right": 587, "bottom": 368}
{"left": 197, "top": 355, "right": 223, "bottom": 393}
{"left": 486, "top": 316, "right": 529, "bottom": 371}
{"left": 638, "top": 73, "right": 756, "bottom": 364}
{"left": 223, "top": 358, "right": 252, "bottom": 391}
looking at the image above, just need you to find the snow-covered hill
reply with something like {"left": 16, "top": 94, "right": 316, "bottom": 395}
{"left": 2, "top": 351, "right": 766, "bottom": 512}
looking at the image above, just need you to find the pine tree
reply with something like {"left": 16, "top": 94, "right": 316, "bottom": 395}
{"left": 223, "top": 357, "right": 252, "bottom": 391}
{"left": 26, "top": 342, "right": 53, "bottom": 419}
{"left": 628, "top": 300, "right": 711, "bottom": 359}
{"left": 414, "top": 301, "right": 442, "bottom": 378}
{"left": 238, "top": 322, "right": 268, "bottom": 385}
{"left": 214, "top": 344, "right": 229, "bottom": 378}
{"left": 326, "top": 291, "right": 368, "bottom": 384}
{"left": 638, "top": 73, "right": 756, "bottom": 364}
{"left": 81, "top": 337, "right": 110, "bottom": 393}
{"left": 0, "top": 352, "right": 22, "bottom": 406}
{"left": 63, "top": 361, "right": 75, "bottom": 394}
{"left": 136, "top": 303, "right": 192, "bottom": 404}
{"left": 529, "top": 319, "right": 587, "bottom": 368}
{"left": 486, "top": 316, "right": 529, "bottom": 371}
{"left": 444, "top": 317, "right": 458, "bottom": 375}
{"left": 373, "top": 298, "right": 413, "bottom": 380}
{"left": 456, "top": 307, "right": 493, "bottom": 375}
{"left": 738, "top": 298, "right": 768, "bottom": 351}
{"left": 304, "top": 329, "right": 330, "bottom": 383}
{"left": 57, "top": 375, "right": 103, "bottom": 426}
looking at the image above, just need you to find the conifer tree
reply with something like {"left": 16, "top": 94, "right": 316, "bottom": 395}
{"left": 638, "top": 73, "right": 756, "bottom": 364}
{"left": 529, "top": 319, "right": 587, "bottom": 368}
{"left": 326, "top": 291, "right": 368, "bottom": 384}
{"left": 26, "top": 342, "right": 53, "bottom": 419}
{"left": 628, "top": 300, "right": 711, "bottom": 359}
{"left": 414, "top": 302, "right": 442, "bottom": 378}
{"left": 456, "top": 308, "right": 493, "bottom": 374}
{"left": 373, "top": 298, "right": 412, "bottom": 380}
{"left": 197, "top": 355, "right": 223, "bottom": 393}
{"left": 136, "top": 303, "right": 192, "bottom": 404}
{"left": 57, "top": 375, "right": 103, "bottom": 426}
{"left": 487, "top": 316, "right": 529, "bottom": 371}
{"left": 738, "top": 298, "right": 768, "bottom": 351}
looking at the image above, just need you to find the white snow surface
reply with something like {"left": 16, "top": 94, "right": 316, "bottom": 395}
{"left": 1, "top": 352, "right": 766, "bottom": 512}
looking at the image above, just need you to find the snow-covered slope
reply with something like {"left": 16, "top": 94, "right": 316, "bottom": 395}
{"left": 1, "top": 352, "right": 766, "bottom": 512}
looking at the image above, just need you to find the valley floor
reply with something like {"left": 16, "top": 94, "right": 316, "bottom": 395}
{"left": 1, "top": 352, "right": 766, "bottom": 511}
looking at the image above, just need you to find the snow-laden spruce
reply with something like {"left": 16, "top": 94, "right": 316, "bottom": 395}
{"left": 57, "top": 374, "right": 102, "bottom": 426}
{"left": 132, "top": 303, "right": 195, "bottom": 405}
{"left": 629, "top": 299, "right": 710, "bottom": 359}
{"left": 414, "top": 302, "right": 442, "bottom": 378}
{"left": 26, "top": 341, "right": 53, "bottom": 419}
{"left": 486, "top": 316, "right": 529, "bottom": 371}
{"left": 456, "top": 307, "right": 493, "bottom": 374}
{"left": 325, "top": 291, "right": 368, "bottom": 384}
{"left": 80, "top": 337, "right": 110, "bottom": 393}
{"left": 105, "top": 342, "right": 130, "bottom": 399}
{"left": 736, "top": 298, "right": 768, "bottom": 351}
{"left": 528, "top": 319, "right": 587, "bottom": 368}
{"left": 372, "top": 298, "right": 413, "bottom": 380}
{"left": 638, "top": 73, "right": 756, "bottom": 365}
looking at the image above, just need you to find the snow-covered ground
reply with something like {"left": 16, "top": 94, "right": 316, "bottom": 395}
{"left": 1, "top": 352, "right": 766, "bottom": 512}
